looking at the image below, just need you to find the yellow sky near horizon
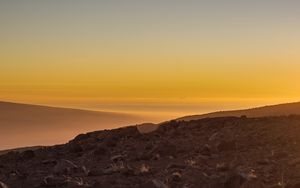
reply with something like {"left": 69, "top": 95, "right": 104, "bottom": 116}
{"left": 1, "top": 1, "right": 300, "bottom": 116}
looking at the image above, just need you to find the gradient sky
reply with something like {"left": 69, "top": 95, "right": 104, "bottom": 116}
{"left": 1, "top": 1, "right": 300, "bottom": 117}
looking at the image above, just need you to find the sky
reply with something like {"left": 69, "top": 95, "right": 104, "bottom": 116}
{"left": 1, "top": 1, "right": 300, "bottom": 119}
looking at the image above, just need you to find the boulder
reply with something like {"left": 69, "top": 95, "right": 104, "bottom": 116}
{"left": 0, "top": 181, "right": 8, "bottom": 188}
{"left": 21, "top": 150, "right": 35, "bottom": 160}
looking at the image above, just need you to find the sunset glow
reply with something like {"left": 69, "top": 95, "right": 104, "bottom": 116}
{"left": 1, "top": 1, "right": 300, "bottom": 118}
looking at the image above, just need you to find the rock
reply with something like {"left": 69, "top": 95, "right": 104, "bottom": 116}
{"left": 152, "top": 141, "right": 177, "bottom": 157}
{"left": 21, "top": 150, "right": 35, "bottom": 160}
{"left": 181, "top": 168, "right": 209, "bottom": 187}
{"left": 216, "top": 163, "right": 229, "bottom": 171}
{"left": 42, "top": 175, "right": 67, "bottom": 187}
{"left": 103, "top": 162, "right": 125, "bottom": 174}
{"left": 171, "top": 172, "right": 182, "bottom": 182}
{"left": 152, "top": 179, "right": 168, "bottom": 188}
{"left": 288, "top": 158, "right": 300, "bottom": 166}
{"left": 287, "top": 181, "right": 300, "bottom": 188}
{"left": 68, "top": 144, "right": 83, "bottom": 153}
{"left": 257, "top": 159, "right": 270, "bottom": 165}
{"left": 224, "top": 173, "right": 246, "bottom": 188}
{"left": 185, "top": 159, "right": 196, "bottom": 167}
{"left": 120, "top": 166, "right": 135, "bottom": 177}
{"left": 140, "top": 164, "right": 150, "bottom": 174}
{"left": 42, "top": 159, "right": 57, "bottom": 166}
{"left": 217, "top": 140, "right": 236, "bottom": 152}
{"left": 42, "top": 175, "right": 87, "bottom": 187}
{"left": 138, "top": 152, "right": 152, "bottom": 161}
{"left": 8, "top": 170, "right": 27, "bottom": 180}
{"left": 209, "top": 132, "right": 219, "bottom": 141}
{"left": 142, "top": 180, "right": 167, "bottom": 188}
{"left": 142, "top": 181, "right": 159, "bottom": 188}
{"left": 65, "top": 177, "right": 85, "bottom": 186}
{"left": 267, "top": 185, "right": 281, "bottom": 188}
{"left": 137, "top": 123, "right": 159, "bottom": 134}
{"left": 104, "top": 137, "right": 118, "bottom": 147}
{"left": 110, "top": 155, "right": 124, "bottom": 162}
{"left": 88, "top": 169, "right": 103, "bottom": 176}
{"left": 80, "top": 142, "right": 97, "bottom": 152}
{"left": 144, "top": 143, "right": 154, "bottom": 150}
{"left": 1, "top": 151, "right": 20, "bottom": 162}
{"left": 272, "top": 151, "right": 289, "bottom": 159}
{"left": 93, "top": 145, "right": 107, "bottom": 156}
{"left": 73, "top": 133, "right": 90, "bottom": 142}
{"left": 90, "top": 181, "right": 111, "bottom": 188}
{"left": 200, "top": 144, "right": 212, "bottom": 156}
{"left": 167, "top": 163, "right": 186, "bottom": 170}
{"left": 245, "top": 170, "right": 257, "bottom": 180}
{"left": 0, "top": 181, "right": 8, "bottom": 188}
{"left": 241, "top": 179, "right": 265, "bottom": 188}
{"left": 2, "top": 116, "right": 300, "bottom": 187}
{"left": 53, "top": 159, "right": 79, "bottom": 175}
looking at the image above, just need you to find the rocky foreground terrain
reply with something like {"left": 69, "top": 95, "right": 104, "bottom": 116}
{"left": 2, "top": 116, "right": 300, "bottom": 188}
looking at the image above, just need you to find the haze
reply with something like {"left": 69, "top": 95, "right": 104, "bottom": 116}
{"left": 1, "top": 1, "right": 300, "bottom": 109}
{"left": 1, "top": 1, "right": 300, "bottom": 148}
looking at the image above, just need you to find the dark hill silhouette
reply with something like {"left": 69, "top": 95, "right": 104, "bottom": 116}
{"left": 177, "top": 101, "right": 300, "bottom": 121}
{"left": 0, "top": 101, "right": 145, "bottom": 149}
{"left": 0, "top": 146, "right": 41, "bottom": 156}
{"left": 1, "top": 116, "right": 300, "bottom": 187}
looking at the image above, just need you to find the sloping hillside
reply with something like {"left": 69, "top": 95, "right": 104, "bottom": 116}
{"left": 0, "top": 101, "right": 145, "bottom": 149}
{"left": 0, "top": 146, "right": 42, "bottom": 156}
{"left": 178, "top": 102, "right": 300, "bottom": 121}
{"left": 1, "top": 116, "right": 300, "bottom": 187}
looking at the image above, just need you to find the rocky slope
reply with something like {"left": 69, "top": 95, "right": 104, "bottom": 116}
{"left": 178, "top": 102, "right": 300, "bottom": 121}
{"left": 1, "top": 116, "right": 300, "bottom": 188}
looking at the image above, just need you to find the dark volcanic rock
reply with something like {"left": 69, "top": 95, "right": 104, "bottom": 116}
{"left": 21, "top": 150, "right": 35, "bottom": 160}
{"left": 42, "top": 175, "right": 67, "bottom": 187}
{"left": 2, "top": 116, "right": 300, "bottom": 187}
{"left": 240, "top": 179, "right": 265, "bottom": 188}
{"left": 224, "top": 173, "right": 247, "bottom": 188}
{"left": 0, "top": 181, "right": 8, "bottom": 188}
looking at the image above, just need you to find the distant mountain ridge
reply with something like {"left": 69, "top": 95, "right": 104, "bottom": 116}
{"left": 2, "top": 100, "right": 300, "bottom": 149}
{"left": 177, "top": 101, "right": 300, "bottom": 121}
{"left": 0, "top": 101, "right": 144, "bottom": 149}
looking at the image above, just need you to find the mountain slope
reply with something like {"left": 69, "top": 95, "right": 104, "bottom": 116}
{"left": 0, "top": 101, "right": 145, "bottom": 149}
{"left": 178, "top": 101, "right": 300, "bottom": 121}
{"left": 1, "top": 116, "right": 300, "bottom": 187}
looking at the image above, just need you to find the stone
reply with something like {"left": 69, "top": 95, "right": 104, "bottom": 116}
{"left": 93, "top": 146, "right": 107, "bottom": 156}
{"left": 42, "top": 159, "right": 57, "bottom": 166}
{"left": 110, "top": 155, "right": 124, "bottom": 162}
{"left": 167, "top": 163, "right": 186, "bottom": 170}
{"left": 288, "top": 158, "right": 300, "bottom": 166}
{"left": 53, "top": 159, "right": 79, "bottom": 175}
{"left": 171, "top": 172, "right": 182, "bottom": 182}
{"left": 140, "top": 164, "right": 150, "bottom": 173}
{"left": 152, "top": 141, "right": 177, "bottom": 157}
{"left": 241, "top": 180, "right": 265, "bottom": 188}
{"left": 21, "top": 150, "right": 35, "bottom": 160}
{"left": 201, "top": 144, "right": 212, "bottom": 156}
{"left": 0, "top": 181, "right": 8, "bottom": 188}
{"left": 257, "top": 159, "right": 270, "bottom": 165}
{"left": 88, "top": 169, "right": 103, "bottom": 176}
{"left": 42, "top": 175, "right": 67, "bottom": 187}
{"left": 287, "top": 181, "right": 300, "bottom": 188}
{"left": 152, "top": 179, "right": 168, "bottom": 188}
{"left": 68, "top": 144, "right": 83, "bottom": 153}
{"left": 217, "top": 140, "right": 236, "bottom": 152}
{"left": 224, "top": 173, "right": 246, "bottom": 188}
{"left": 216, "top": 163, "right": 229, "bottom": 171}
